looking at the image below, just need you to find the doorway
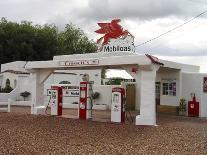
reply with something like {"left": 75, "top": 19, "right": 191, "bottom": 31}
{"left": 126, "top": 84, "right": 136, "bottom": 110}
{"left": 155, "top": 82, "right": 161, "bottom": 105}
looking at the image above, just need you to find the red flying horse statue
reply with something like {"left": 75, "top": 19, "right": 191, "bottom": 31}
{"left": 95, "top": 19, "right": 132, "bottom": 50}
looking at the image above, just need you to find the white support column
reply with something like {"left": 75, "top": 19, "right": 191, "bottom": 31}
{"left": 124, "top": 65, "right": 159, "bottom": 125}
{"left": 136, "top": 69, "right": 157, "bottom": 125}
{"left": 124, "top": 65, "right": 140, "bottom": 111}
{"left": 30, "top": 69, "right": 53, "bottom": 114}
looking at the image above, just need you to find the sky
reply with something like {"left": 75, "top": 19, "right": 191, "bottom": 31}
{"left": 0, "top": 0, "right": 207, "bottom": 78}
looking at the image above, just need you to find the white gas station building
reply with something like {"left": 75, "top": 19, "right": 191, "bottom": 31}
{"left": 22, "top": 51, "right": 207, "bottom": 125}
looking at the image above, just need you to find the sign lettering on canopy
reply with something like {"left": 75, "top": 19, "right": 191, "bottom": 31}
{"left": 59, "top": 59, "right": 99, "bottom": 67}
{"left": 95, "top": 19, "right": 135, "bottom": 52}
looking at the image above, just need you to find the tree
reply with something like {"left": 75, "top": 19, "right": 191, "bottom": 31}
{"left": 105, "top": 78, "right": 123, "bottom": 85}
{"left": 101, "top": 68, "right": 107, "bottom": 85}
{"left": 0, "top": 18, "right": 97, "bottom": 66}
{"left": 0, "top": 78, "right": 13, "bottom": 93}
{"left": 0, "top": 18, "right": 59, "bottom": 65}
{"left": 57, "top": 23, "right": 97, "bottom": 55}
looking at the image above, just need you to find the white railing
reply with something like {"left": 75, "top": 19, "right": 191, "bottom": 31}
{"left": 0, "top": 87, "right": 19, "bottom": 102}
{"left": 0, "top": 99, "right": 11, "bottom": 112}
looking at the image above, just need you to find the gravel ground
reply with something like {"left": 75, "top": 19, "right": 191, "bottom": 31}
{"left": 0, "top": 107, "right": 206, "bottom": 154}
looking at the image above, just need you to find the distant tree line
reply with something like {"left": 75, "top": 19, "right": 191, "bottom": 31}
{"left": 0, "top": 17, "right": 97, "bottom": 66}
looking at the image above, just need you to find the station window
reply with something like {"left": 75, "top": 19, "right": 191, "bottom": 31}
{"left": 162, "top": 81, "right": 176, "bottom": 96}
{"left": 162, "top": 83, "right": 168, "bottom": 95}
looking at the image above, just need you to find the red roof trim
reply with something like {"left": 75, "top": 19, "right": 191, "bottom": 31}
{"left": 145, "top": 54, "right": 164, "bottom": 66}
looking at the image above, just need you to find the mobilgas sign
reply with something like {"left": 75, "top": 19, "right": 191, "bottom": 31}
{"left": 102, "top": 40, "right": 134, "bottom": 52}
{"left": 98, "top": 36, "right": 135, "bottom": 53}
{"left": 95, "top": 19, "right": 135, "bottom": 53}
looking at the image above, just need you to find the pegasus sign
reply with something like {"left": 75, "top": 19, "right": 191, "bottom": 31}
{"left": 95, "top": 19, "right": 135, "bottom": 53}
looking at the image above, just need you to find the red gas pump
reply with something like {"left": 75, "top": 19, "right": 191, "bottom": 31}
{"left": 46, "top": 86, "right": 63, "bottom": 116}
{"left": 79, "top": 82, "right": 92, "bottom": 119}
{"left": 111, "top": 87, "right": 125, "bottom": 123}
{"left": 188, "top": 94, "right": 199, "bottom": 117}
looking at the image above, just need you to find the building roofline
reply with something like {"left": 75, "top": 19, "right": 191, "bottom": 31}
{"left": 0, "top": 70, "right": 29, "bottom": 75}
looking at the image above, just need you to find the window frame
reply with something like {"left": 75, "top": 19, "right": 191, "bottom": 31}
{"left": 162, "top": 80, "right": 176, "bottom": 96}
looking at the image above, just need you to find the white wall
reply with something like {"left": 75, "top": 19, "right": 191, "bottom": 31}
{"left": 201, "top": 89, "right": 207, "bottom": 117}
{"left": 43, "top": 84, "right": 117, "bottom": 110}
{"left": 45, "top": 69, "right": 101, "bottom": 85}
{"left": 44, "top": 84, "right": 79, "bottom": 107}
{"left": 156, "top": 68, "right": 181, "bottom": 106}
{"left": 182, "top": 73, "right": 207, "bottom": 117}
{"left": 93, "top": 85, "right": 113, "bottom": 109}
{"left": 0, "top": 73, "right": 31, "bottom": 102}
{"left": 160, "top": 60, "right": 200, "bottom": 73}
{"left": 0, "top": 87, "right": 19, "bottom": 102}
{"left": 0, "top": 66, "right": 101, "bottom": 103}
{"left": 1, "top": 61, "right": 27, "bottom": 72}
{"left": 0, "top": 101, "right": 31, "bottom": 106}
{"left": 1, "top": 72, "right": 18, "bottom": 88}
{"left": 17, "top": 75, "right": 32, "bottom": 101}
{"left": 69, "top": 70, "right": 101, "bottom": 85}
{"left": 45, "top": 73, "right": 78, "bottom": 85}
{"left": 43, "top": 69, "right": 102, "bottom": 107}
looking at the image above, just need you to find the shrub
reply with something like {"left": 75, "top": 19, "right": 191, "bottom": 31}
{"left": 0, "top": 79, "right": 13, "bottom": 93}
{"left": 91, "top": 92, "right": 100, "bottom": 104}
{"left": 91, "top": 92, "right": 100, "bottom": 100}
{"left": 20, "top": 91, "right": 31, "bottom": 101}
{"left": 59, "top": 81, "right": 71, "bottom": 84}
{"left": 105, "top": 78, "right": 123, "bottom": 85}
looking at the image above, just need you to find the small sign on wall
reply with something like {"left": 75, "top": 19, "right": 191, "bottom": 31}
{"left": 203, "top": 77, "right": 207, "bottom": 93}
{"left": 61, "top": 85, "right": 80, "bottom": 97}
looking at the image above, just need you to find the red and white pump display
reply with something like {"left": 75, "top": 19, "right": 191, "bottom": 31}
{"left": 111, "top": 87, "right": 125, "bottom": 123}
{"left": 47, "top": 86, "right": 63, "bottom": 116}
{"left": 79, "top": 82, "right": 92, "bottom": 119}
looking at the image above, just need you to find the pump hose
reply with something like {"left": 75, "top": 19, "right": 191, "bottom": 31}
{"left": 125, "top": 102, "right": 134, "bottom": 123}
{"left": 45, "top": 96, "right": 51, "bottom": 115}
{"left": 86, "top": 96, "right": 93, "bottom": 119}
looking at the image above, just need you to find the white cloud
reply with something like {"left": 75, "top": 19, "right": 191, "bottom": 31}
{"left": 72, "top": 0, "right": 207, "bottom": 20}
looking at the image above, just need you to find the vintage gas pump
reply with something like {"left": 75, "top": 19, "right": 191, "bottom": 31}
{"left": 46, "top": 86, "right": 63, "bottom": 116}
{"left": 79, "top": 81, "right": 93, "bottom": 119}
{"left": 111, "top": 87, "right": 125, "bottom": 123}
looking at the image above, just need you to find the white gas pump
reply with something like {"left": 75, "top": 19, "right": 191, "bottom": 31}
{"left": 46, "top": 86, "right": 63, "bottom": 116}
{"left": 111, "top": 87, "right": 125, "bottom": 123}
